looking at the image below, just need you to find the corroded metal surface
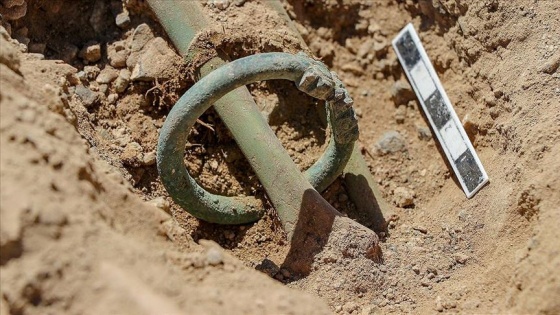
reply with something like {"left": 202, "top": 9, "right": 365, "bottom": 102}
{"left": 157, "top": 53, "right": 358, "bottom": 232}
{"left": 263, "top": 0, "right": 391, "bottom": 232}
{"left": 149, "top": 0, "right": 389, "bottom": 235}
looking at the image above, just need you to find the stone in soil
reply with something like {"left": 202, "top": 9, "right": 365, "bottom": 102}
{"left": 127, "top": 23, "right": 155, "bottom": 68}
{"left": 83, "top": 65, "right": 99, "bottom": 79}
{"left": 391, "top": 80, "right": 415, "bottom": 106}
{"left": 114, "top": 69, "right": 131, "bottom": 93}
{"left": 79, "top": 42, "right": 102, "bottom": 63}
{"left": 107, "top": 40, "right": 128, "bottom": 68}
{"left": 131, "top": 37, "right": 180, "bottom": 81}
{"left": 209, "top": 0, "right": 230, "bottom": 10}
{"left": 416, "top": 125, "right": 432, "bottom": 141}
{"left": 120, "top": 142, "right": 143, "bottom": 167}
{"left": 539, "top": 53, "right": 560, "bottom": 74}
{"left": 375, "top": 130, "right": 406, "bottom": 155}
{"left": 96, "top": 67, "right": 119, "bottom": 84}
{"left": 205, "top": 248, "right": 223, "bottom": 265}
{"left": 393, "top": 187, "right": 415, "bottom": 208}
{"left": 454, "top": 253, "right": 470, "bottom": 264}
{"left": 74, "top": 85, "right": 100, "bottom": 108}
{"left": 142, "top": 151, "right": 156, "bottom": 166}
{"left": 394, "top": 105, "right": 406, "bottom": 123}
{"left": 435, "top": 296, "right": 444, "bottom": 312}
{"left": 115, "top": 11, "right": 131, "bottom": 29}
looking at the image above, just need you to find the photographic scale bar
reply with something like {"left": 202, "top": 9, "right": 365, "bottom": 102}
{"left": 392, "top": 23, "right": 489, "bottom": 198}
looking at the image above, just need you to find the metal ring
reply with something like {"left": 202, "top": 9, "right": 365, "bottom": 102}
{"left": 157, "top": 52, "right": 358, "bottom": 224}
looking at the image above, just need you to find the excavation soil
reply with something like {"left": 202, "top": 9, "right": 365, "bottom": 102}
{"left": 1, "top": 0, "right": 559, "bottom": 314}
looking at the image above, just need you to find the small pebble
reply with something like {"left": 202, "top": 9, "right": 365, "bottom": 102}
{"left": 191, "top": 253, "right": 206, "bottom": 268}
{"left": 539, "top": 53, "right": 560, "bottom": 74}
{"left": 391, "top": 80, "right": 415, "bottom": 105}
{"left": 143, "top": 151, "right": 156, "bottom": 166}
{"left": 435, "top": 296, "right": 444, "bottom": 312}
{"left": 375, "top": 130, "right": 406, "bottom": 155}
{"left": 445, "top": 301, "right": 457, "bottom": 309}
{"left": 394, "top": 105, "right": 406, "bottom": 123}
{"left": 210, "top": 0, "right": 230, "bottom": 10}
{"left": 120, "top": 142, "right": 143, "bottom": 167}
{"left": 427, "top": 266, "right": 438, "bottom": 274}
{"left": 15, "top": 26, "right": 28, "bottom": 38}
{"left": 80, "top": 42, "right": 101, "bottom": 63}
{"left": 84, "top": 65, "right": 101, "bottom": 80}
{"left": 130, "top": 37, "right": 178, "bottom": 81}
{"left": 368, "top": 21, "right": 381, "bottom": 34}
{"left": 115, "top": 11, "right": 131, "bottom": 29}
{"left": 454, "top": 253, "right": 470, "bottom": 264}
{"left": 77, "top": 71, "right": 87, "bottom": 82}
{"left": 39, "top": 210, "right": 68, "bottom": 226}
{"left": 206, "top": 248, "right": 223, "bottom": 265}
{"left": 114, "top": 69, "right": 131, "bottom": 93}
{"left": 96, "top": 67, "right": 119, "bottom": 84}
{"left": 209, "top": 160, "right": 219, "bottom": 171}
{"left": 417, "top": 125, "right": 432, "bottom": 141}
{"left": 393, "top": 187, "right": 415, "bottom": 207}
{"left": 341, "top": 62, "right": 364, "bottom": 76}
{"left": 107, "top": 40, "right": 128, "bottom": 68}
{"left": 107, "top": 93, "right": 118, "bottom": 103}
{"left": 74, "top": 85, "right": 99, "bottom": 108}
{"left": 98, "top": 84, "right": 109, "bottom": 94}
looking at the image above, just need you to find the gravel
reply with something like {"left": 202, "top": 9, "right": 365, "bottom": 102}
{"left": 375, "top": 130, "right": 406, "bottom": 155}
{"left": 79, "top": 42, "right": 102, "bottom": 63}
{"left": 205, "top": 248, "right": 224, "bottom": 266}
{"left": 74, "top": 85, "right": 99, "bottom": 108}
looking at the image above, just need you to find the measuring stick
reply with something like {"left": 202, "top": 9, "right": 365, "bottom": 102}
{"left": 392, "top": 23, "right": 489, "bottom": 198}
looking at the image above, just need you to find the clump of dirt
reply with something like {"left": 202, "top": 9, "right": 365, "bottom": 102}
{"left": 1, "top": 0, "right": 559, "bottom": 314}
{"left": 516, "top": 185, "right": 540, "bottom": 221}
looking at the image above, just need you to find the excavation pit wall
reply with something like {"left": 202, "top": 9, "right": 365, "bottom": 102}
{"left": 1, "top": 0, "right": 559, "bottom": 314}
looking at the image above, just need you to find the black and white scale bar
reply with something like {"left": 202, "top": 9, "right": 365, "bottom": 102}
{"left": 392, "top": 23, "right": 488, "bottom": 198}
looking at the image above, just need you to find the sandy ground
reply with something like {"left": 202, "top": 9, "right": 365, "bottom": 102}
{"left": 1, "top": 0, "right": 559, "bottom": 314}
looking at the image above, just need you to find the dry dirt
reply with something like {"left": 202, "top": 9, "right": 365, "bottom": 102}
{"left": 1, "top": 0, "right": 559, "bottom": 314}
